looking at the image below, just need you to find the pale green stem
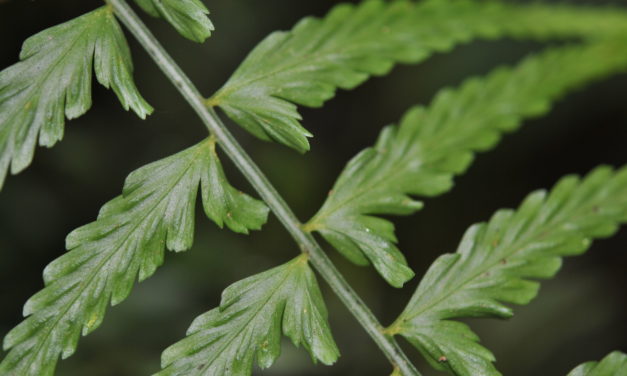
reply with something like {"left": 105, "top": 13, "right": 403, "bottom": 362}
{"left": 107, "top": 0, "right": 421, "bottom": 375}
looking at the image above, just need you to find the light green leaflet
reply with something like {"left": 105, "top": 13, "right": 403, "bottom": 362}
{"left": 305, "top": 42, "right": 627, "bottom": 288}
{"left": 0, "top": 6, "right": 152, "bottom": 190}
{"left": 568, "top": 352, "right": 627, "bottom": 376}
{"left": 159, "top": 255, "right": 339, "bottom": 376}
{"left": 208, "top": 0, "right": 627, "bottom": 152}
{"left": 389, "top": 166, "right": 627, "bottom": 376}
{"left": 0, "top": 138, "right": 268, "bottom": 376}
{"left": 133, "top": 0, "right": 214, "bottom": 42}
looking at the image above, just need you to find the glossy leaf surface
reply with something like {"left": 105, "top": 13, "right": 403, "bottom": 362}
{"left": 0, "top": 6, "right": 152, "bottom": 189}
{"left": 210, "top": 0, "right": 627, "bottom": 152}
{"left": 0, "top": 138, "right": 268, "bottom": 376}
{"left": 308, "top": 42, "right": 627, "bottom": 287}
{"left": 134, "top": 0, "right": 214, "bottom": 42}
{"left": 159, "top": 255, "right": 339, "bottom": 376}
{"left": 392, "top": 166, "right": 627, "bottom": 375}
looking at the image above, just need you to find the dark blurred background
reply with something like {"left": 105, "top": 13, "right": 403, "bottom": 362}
{"left": 1, "top": 0, "right": 626, "bottom": 375}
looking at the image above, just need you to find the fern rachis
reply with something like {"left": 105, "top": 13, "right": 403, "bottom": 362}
{"left": 1, "top": 1, "right": 626, "bottom": 375}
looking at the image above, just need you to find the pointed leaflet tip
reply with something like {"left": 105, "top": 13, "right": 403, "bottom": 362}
{"left": 394, "top": 165, "right": 627, "bottom": 376}
{"left": 0, "top": 139, "right": 268, "bottom": 375}
{"left": 0, "top": 6, "right": 151, "bottom": 191}
{"left": 158, "top": 256, "right": 339, "bottom": 375}
{"left": 211, "top": 0, "right": 627, "bottom": 151}
{"left": 133, "top": 0, "right": 214, "bottom": 43}
{"left": 307, "top": 42, "right": 627, "bottom": 287}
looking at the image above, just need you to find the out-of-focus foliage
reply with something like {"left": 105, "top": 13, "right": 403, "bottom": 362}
{"left": 567, "top": 352, "right": 627, "bottom": 376}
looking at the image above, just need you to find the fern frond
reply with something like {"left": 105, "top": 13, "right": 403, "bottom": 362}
{"left": 208, "top": 0, "right": 627, "bottom": 152}
{"left": 305, "top": 42, "right": 627, "bottom": 288}
{"left": 0, "top": 6, "right": 152, "bottom": 190}
{"left": 389, "top": 166, "right": 627, "bottom": 376}
{"left": 133, "top": 0, "right": 213, "bottom": 43}
{"left": 568, "top": 351, "right": 627, "bottom": 376}
{"left": 159, "top": 255, "right": 339, "bottom": 376}
{"left": 0, "top": 138, "right": 268, "bottom": 376}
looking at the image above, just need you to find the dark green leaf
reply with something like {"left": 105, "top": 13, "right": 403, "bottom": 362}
{"left": 306, "top": 42, "right": 627, "bottom": 288}
{"left": 391, "top": 166, "right": 627, "bottom": 376}
{"left": 159, "top": 255, "right": 339, "bottom": 376}
{"left": 0, "top": 6, "right": 152, "bottom": 190}
{"left": 209, "top": 0, "right": 627, "bottom": 152}
{"left": 134, "top": 0, "right": 213, "bottom": 42}
{"left": 0, "top": 138, "right": 268, "bottom": 376}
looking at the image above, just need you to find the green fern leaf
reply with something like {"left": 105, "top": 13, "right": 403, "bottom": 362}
{"left": 208, "top": 0, "right": 627, "bottom": 152}
{"left": 0, "top": 6, "right": 152, "bottom": 190}
{"left": 390, "top": 166, "right": 627, "bottom": 376}
{"left": 305, "top": 42, "right": 627, "bottom": 288}
{"left": 134, "top": 0, "right": 213, "bottom": 42}
{"left": 568, "top": 352, "right": 627, "bottom": 376}
{"left": 159, "top": 255, "right": 339, "bottom": 376}
{"left": 0, "top": 138, "right": 268, "bottom": 376}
